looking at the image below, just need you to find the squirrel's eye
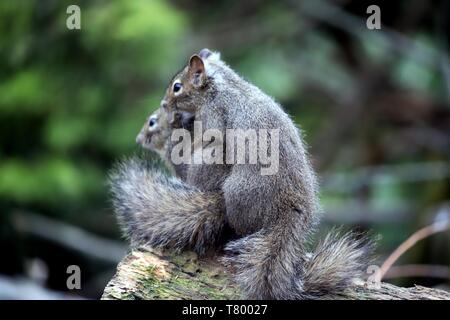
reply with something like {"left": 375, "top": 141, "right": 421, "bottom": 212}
{"left": 173, "top": 82, "right": 183, "bottom": 93}
{"left": 148, "top": 117, "right": 157, "bottom": 127}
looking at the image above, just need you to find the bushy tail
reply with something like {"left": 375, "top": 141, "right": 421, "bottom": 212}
{"left": 109, "top": 158, "right": 226, "bottom": 255}
{"left": 222, "top": 214, "right": 310, "bottom": 299}
{"left": 301, "top": 229, "right": 375, "bottom": 299}
{"left": 223, "top": 215, "right": 374, "bottom": 299}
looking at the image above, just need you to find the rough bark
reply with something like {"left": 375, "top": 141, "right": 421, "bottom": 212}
{"left": 102, "top": 246, "right": 450, "bottom": 300}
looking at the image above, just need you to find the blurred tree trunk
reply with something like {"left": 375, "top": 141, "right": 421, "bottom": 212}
{"left": 102, "top": 247, "right": 450, "bottom": 300}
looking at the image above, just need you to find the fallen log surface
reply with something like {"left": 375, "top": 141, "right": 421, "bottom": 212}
{"left": 102, "top": 246, "right": 450, "bottom": 300}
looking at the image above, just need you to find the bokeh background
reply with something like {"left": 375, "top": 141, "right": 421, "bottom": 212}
{"left": 1, "top": 0, "right": 449, "bottom": 299}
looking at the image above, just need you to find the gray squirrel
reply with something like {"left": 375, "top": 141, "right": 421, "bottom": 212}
{"left": 135, "top": 107, "right": 188, "bottom": 179}
{"left": 110, "top": 49, "right": 374, "bottom": 299}
{"left": 136, "top": 107, "right": 170, "bottom": 159}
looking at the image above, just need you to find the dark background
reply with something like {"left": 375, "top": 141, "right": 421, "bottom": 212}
{"left": 0, "top": 0, "right": 449, "bottom": 299}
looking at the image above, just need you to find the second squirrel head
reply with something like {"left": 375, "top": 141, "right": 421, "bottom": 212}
{"left": 160, "top": 48, "right": 223, "bottom": 128}
{"left": 136, "top": 108, "right": 170, "bottom": 156}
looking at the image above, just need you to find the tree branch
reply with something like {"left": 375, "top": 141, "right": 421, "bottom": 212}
{"left": 102, "top": 247, "right": 450, "bottom": 300}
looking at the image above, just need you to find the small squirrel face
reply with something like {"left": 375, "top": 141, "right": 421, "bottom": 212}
{"left": 136, "top": 108, "right": 170, "bottom": 155}
{"left": 160, "top": 49, "right": 219, "bottom": 129}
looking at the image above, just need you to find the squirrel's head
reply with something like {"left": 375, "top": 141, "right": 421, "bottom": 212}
{"left": 161, "top": 48, "right": 222, "bottom": 128}
{"left": 136, "top": 108, "right": 170, "bottom": 154}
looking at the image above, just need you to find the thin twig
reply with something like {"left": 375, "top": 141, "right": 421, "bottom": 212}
{"left": 380, "top": 220, "right": 450, "bottom": 280}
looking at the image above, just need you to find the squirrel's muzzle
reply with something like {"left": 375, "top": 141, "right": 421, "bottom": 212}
{"left": 136, "top": 132, "right": 145, "bottom": 145}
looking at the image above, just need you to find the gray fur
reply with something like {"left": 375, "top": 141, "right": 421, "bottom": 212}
{"left": 300, "top": 228, "right": 375, "bottom": 298}
{"left": 109, "top": 157, "right": 226, "bottom": 255}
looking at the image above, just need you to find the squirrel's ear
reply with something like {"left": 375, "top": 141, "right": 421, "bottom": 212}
{"left": 199, "top": 48, "right": 213, "bottom": 59}
{"left": 199, "top": 48, "right": 221, "bottom": 62}
{"left": 188, "top": 54, "right": 206, "bottom": 87}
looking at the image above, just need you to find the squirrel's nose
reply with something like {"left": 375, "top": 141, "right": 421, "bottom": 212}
{"left": 136, "top": 133, "right": 144, "bottom": 144}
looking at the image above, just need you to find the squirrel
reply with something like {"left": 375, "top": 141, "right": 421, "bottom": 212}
{"left": 110, "top": 49, "right": 374, "bottom": 299}
{"left": 136, "top": 108, "right": 170, "bottom": 157}
{"left": 135, "top": 107, "right": 188, "bottom": 179}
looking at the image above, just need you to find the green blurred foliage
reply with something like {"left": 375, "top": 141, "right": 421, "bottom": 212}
{"left": 0, "top": 0, "right": 187, "bottom": 215}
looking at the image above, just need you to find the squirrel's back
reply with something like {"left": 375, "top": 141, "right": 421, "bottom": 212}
{"left": 187, "top": 54, "right": 320, "bottom": 233}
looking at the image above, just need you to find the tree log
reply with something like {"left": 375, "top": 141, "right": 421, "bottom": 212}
{"left": 102, "top": 246, "right": 450, "bottom": 300}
